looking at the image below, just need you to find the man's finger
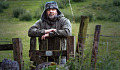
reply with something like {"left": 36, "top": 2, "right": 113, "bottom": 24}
{"left": 44, "top": 35, "right": 45, "bottom": 40}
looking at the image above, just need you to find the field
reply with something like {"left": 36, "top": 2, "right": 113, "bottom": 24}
{"left": 0, "top": 0, "right": 120, "bottom": 70}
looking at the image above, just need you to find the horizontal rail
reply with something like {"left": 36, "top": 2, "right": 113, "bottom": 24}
{"left": 0, "top": 44, "right": 13, "bottom": 50}
{"left": 29, "top": 50, "right": 67, "bottom": 57}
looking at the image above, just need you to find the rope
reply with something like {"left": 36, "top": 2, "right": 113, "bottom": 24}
{"left": 69, "top": 0, "right": 75, "bottom": 23}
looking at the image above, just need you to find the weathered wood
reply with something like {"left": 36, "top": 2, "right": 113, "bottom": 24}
{"left": 39, "top": 38, "right": 48, "bottom": 50}
{"left": 67, "top": 36, "right": 75, "bottom": 60}
{"left": 12, "top": 38, "right": 24, "bottom": 70}
{"left": 30, "top": 37, "right": 36, "bottom": 50}
{"left": 0, "top": 44, "right": 13, "bottom": 50}
{"left": 76, "top": 16, "right": 89, "bottom": 66}
{"left": 29, "top": 36, "right": 75, "bottom": 65}
{"left": 77, "top": 16, "right": 89, "bottom": 53}
{"left": 29, "top": 50, "right": 67, "bottom": 57}
{"left": 54, "top": 37, "right": 61, "bottom": 50}
{"left": 91, "top": 25, "right": 101, "bottom": 70}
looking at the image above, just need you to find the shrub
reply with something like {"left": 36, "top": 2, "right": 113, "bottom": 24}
{"left": 0, "top": 7, "right": 3, "bottom": 13}
{"left": 56, "top": 0, "right": 69, "bottom": 9}
{"left": 72, "top": 0, "right": 85, "bottom": 2}
{"left": 19, "top": 13, "right": 32, "bottom": 21}
{"left": 34, "top": 8, "right": 43, "bottom": 19}
{"left": 113, "top": 0, "right": 120, "bottom": 6}
{"left": 0, "top": 1, "right": 9, "bottom": 9}
{"left": 110, "top": 14, "right": 120, "bottom": 22}
{"left": 96, "top": 14, "right": 107, "bottom": 20}
{"left": 13, "top": 7, "right": 26, "bottom": 18}
{"left": 83, "top": 12, "right": 94, "bottom": 22}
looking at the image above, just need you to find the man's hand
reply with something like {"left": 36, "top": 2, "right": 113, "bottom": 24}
{"left": 45, "top": 29, "right": 56, "bottom": 34}
{"left": 41, "top": 29, "right": 56, "bottom": 40}
{"left": 41, "top": 33, "right": 49, "bottom": 40}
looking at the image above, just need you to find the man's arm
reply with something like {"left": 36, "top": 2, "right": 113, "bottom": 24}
{"left": 49, "top": 18, "right": 72, "bottom": 37}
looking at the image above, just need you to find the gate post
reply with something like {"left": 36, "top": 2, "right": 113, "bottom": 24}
{"left": 12, "top": 38, "right": 24, "bottom": 70}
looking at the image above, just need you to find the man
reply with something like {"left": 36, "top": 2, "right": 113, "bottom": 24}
{"left": 28, "top": 1, "right": 72, "bottom": 64}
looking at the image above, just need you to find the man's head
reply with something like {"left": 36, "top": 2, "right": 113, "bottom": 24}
{"left": 45, "top": 1, "right": 59, "bottom": 20}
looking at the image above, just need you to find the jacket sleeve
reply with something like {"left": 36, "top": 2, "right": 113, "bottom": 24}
{"left": 49, "top": 18, "right": 72, "bottom": 37}
{"left": 28, "top": 20, "right": 45, "bottom": 37}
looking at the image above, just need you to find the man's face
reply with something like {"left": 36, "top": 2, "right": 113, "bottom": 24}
{"left": 46, "top": 8, "right": 57, "bottom": 20}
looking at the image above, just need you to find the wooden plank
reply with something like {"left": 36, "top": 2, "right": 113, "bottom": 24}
{"left": 48, "top": 37, "right": 55, "bottom": 50}
{"left": 30, "top": 37, "right": 36, "bottom": 50}
{"left": 91, "top": 25, "right": 101, "bottom": 70}
{"left": 29, "top": 50, "right": 67, "bottom": 57}
{"left": 0, "top": 44, "right": 13, "bottom": 50}
{"left": 12, "top": 38, "right": 24, "bottom": 70}
{"left": 39, "top": 38, "right": 48, "bottom": 50}
{"left": 67, "top": 36, "right": 75, "bottom": 60}
{"left": 54, "top": 37, "right": 61, "bottom": 50}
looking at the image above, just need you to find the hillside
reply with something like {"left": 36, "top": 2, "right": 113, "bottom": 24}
{"left": 0, "top": 0, "right": 120, "bottom": 70}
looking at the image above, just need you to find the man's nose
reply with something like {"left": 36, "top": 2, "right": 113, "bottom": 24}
{"left": 49, "top": 9, "right": 53, "bottom": 12}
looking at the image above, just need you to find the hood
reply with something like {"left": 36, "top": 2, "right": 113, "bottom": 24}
{"left": 41, "top": 1, "right": 64, "bottom": 22}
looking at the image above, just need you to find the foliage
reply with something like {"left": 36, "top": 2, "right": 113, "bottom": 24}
{"left": 0, "top": 7, "right": 3, "bottom": 13}
{"left": 34, "top": 8, "right": 42, "bottom": 20}
{"left": 19, "top": 12, "right": 32, "bottom": 21}
{"left": 0, "top": 1, "right": 9, "bottom": 9}
{"left": 83, "top": 12, "right": 94, "bottom": 22}
{"left": 56, "top": 0, "right": 69, "bottom": 9}
{"left": 113, "top": 0, "right": 120, "bottom": 6}
{"left": 96, "top": 14, "right": 107, "bottom": 21}
{"left": 13, "top": 7, "right": 26, "bottom": 18}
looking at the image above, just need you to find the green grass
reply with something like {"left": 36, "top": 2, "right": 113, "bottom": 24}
{"left": 0, "top": 0, "right": 120, "bottom": 70}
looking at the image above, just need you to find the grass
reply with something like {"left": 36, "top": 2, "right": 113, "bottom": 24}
{"left": 0, "top": 0, "right": 120, "bottom": 70}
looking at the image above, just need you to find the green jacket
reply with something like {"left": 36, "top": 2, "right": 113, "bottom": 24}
{"left": 28, "top": 14, "right": 72, "bottom": 37}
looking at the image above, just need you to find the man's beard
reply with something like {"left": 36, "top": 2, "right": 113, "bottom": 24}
{"left": 48, "top": 13, "right": 57, "bottom": 20}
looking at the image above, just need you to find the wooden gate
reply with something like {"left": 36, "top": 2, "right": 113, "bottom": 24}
{"left": 29, "top": 36, "right": 75, "bottom": 65}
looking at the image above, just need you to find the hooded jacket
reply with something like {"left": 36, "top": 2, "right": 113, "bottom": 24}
{"left": 28, "top": 1, "right": 72, "bottom": 37}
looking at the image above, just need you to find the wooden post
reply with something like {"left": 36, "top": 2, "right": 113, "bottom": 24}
{"left": 67, "top": 36, "right": 75, "bottom": 60}
{"left": 77, "top": 16, "right": 89, "bottom": 66}
{"left": 91, "top": 25, "right": 101, "bottom": 70}
{"left": 12, "top": 38, "right": 24, "bottom": 70}
{"left": 30, "top": 37, "right": 36, "bottom": 50}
